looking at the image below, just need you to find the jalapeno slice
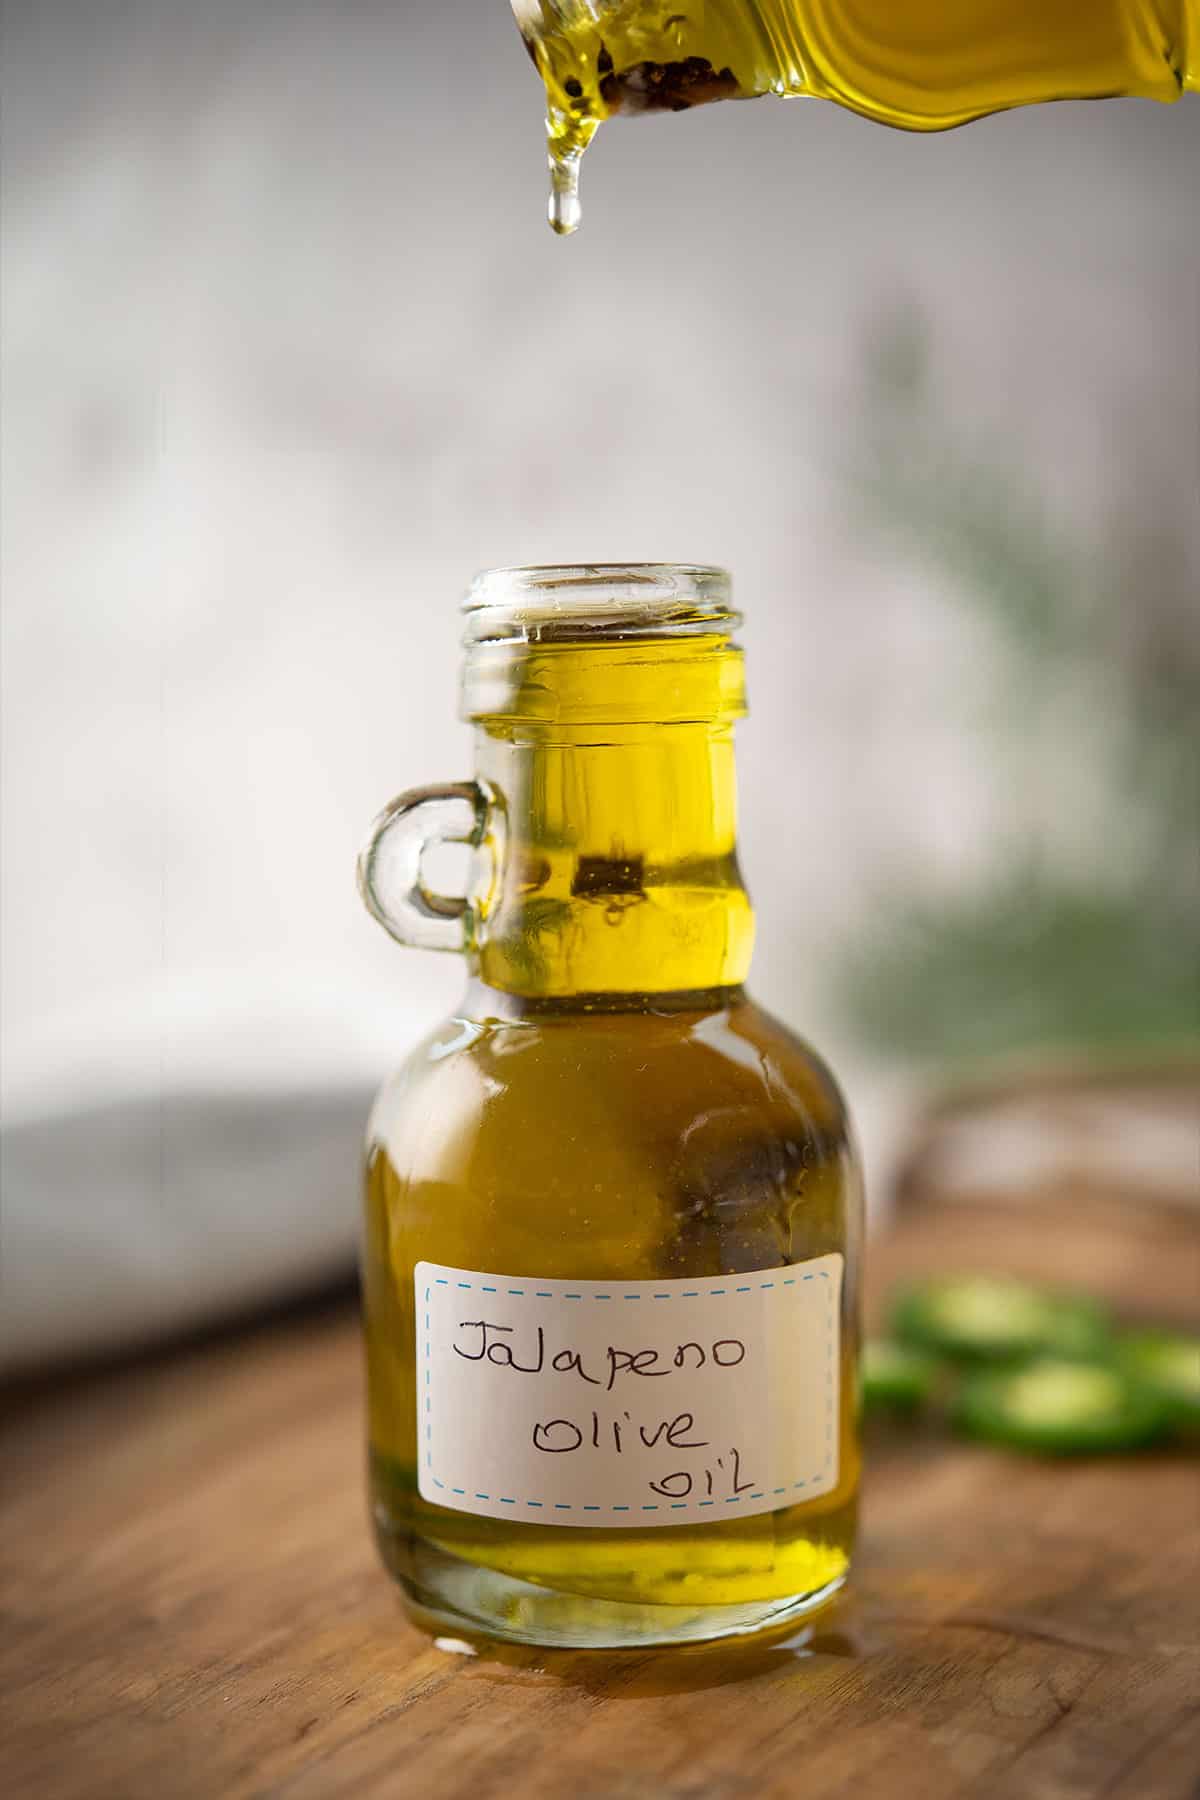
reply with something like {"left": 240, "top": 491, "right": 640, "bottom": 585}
{"left": 1116, "top": 1331, "right": 1200, "bottom": 1429}
{"left": 892, "top": 1275, "right": 1110, "bottom": 1364}
{"left": 862, "top": 1339, "right": 939, "bottom": 1411}
{"left": 954, "top": 1357, "right": 1172, "bottom": 1454}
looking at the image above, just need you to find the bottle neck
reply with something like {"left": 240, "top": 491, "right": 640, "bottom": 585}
{"left": 469, "top": 717, "right": 754, "bottom": 1001}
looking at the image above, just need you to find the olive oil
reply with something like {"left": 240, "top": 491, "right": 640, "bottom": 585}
{"left": 510, "top": 0, "right": 1198, "bottom": 229}
{"left": 359, "top": 567, "right": 862, "bottom": 1648}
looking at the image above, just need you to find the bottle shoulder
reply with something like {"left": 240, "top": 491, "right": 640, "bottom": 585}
{"left": 366, "top": 992, "right": 860, "bottom": 1281}
{"left": 367, "top": 993, "right": 852, "bottom": 1165}
{"left": 723, "top": 997, "right": 852, "bottom": 1134}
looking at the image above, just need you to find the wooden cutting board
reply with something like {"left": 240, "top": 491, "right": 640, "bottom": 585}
{"left": 3, "top": 1202, "right": 1197, "bottom": 1800}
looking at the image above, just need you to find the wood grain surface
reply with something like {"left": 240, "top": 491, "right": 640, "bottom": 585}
{"left": 3, "top": 1202, "right": 1198, "bottom": 1800}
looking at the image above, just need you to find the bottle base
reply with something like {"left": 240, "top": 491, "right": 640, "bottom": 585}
{"left": 380, "top": 1529, "right": 848, "bottom": 1651}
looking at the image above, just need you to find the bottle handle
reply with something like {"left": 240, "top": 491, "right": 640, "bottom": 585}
{"left": 357, "top": 780, "right": 493, "bottom": 953}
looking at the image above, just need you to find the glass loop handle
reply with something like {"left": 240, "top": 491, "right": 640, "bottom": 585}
{"left": 357, "top": 781, "right": 491, "bottom": 953}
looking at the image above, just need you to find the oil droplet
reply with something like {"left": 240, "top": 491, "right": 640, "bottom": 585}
{"left": 548, "top": 150, "right": 582, "bottom": 235}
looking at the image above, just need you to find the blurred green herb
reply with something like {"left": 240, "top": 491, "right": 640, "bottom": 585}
{"left": 836, "top": 304, "right": 1200, "bottom": 1064}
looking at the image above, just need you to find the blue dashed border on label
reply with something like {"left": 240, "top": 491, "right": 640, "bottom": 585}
{"left": 418, "top": 1259, "right": 840, "bottom": 1524}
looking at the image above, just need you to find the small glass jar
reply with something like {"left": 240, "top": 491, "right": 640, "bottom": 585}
{"left": 359, "top": 565, "right": 862, "bottom": 1649}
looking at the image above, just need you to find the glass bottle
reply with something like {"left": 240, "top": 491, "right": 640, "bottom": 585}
{"left": 511, "top": 0, "right": 1198, "bottom": 230}
{"left": 358, "top": 564, "right": 862, "bottom": 1649}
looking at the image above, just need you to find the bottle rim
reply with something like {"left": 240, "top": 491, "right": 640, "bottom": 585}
{"left": 463, "top": 564, "right": 738, "bottom": 641}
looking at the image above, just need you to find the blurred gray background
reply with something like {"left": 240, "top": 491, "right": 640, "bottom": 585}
{"left": 2, "top": 1, "right": 1197, "bottom": 1365}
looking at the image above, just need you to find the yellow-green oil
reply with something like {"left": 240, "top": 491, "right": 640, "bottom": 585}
{"left": 362, "top": 615, "right": 862, "bottom": 1645}
{"left": 511, "top": 0, "right": 1198, "bottom": 229}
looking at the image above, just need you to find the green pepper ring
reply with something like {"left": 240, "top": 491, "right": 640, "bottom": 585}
{"left": 892, "top": 1275, "right": 1111, "bottom": 1365}
{"left": 862, "top": 1339, "right": 940, "bottom": 1412}
{"left": 1115, "top": 1331, "right": 1200, "bottom": 1429}
{"left": 954, "top": 1357, "right": 1173, "bottom": 1455}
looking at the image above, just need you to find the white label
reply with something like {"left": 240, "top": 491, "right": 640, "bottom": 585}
{"left": 416, "top": 1255, "right": 841, "bottom": 1528}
